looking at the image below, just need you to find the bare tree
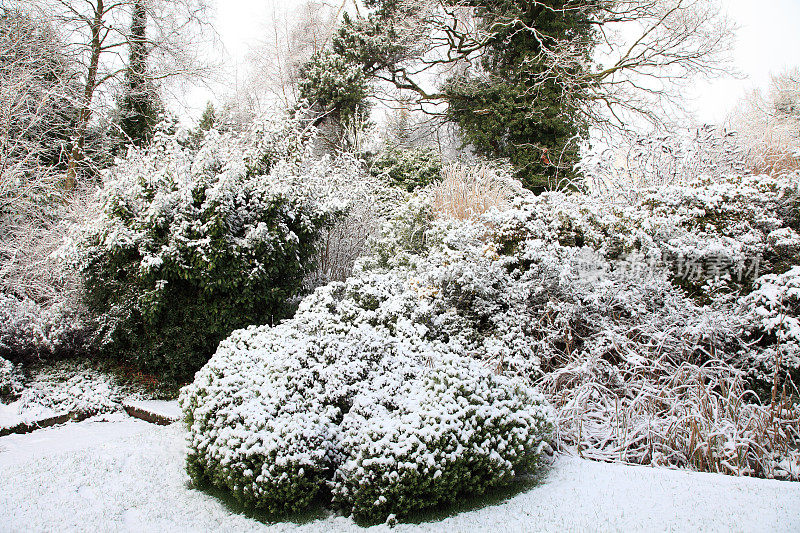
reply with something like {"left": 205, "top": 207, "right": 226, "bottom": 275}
{"left": 546, "top": 0, "right": 735, "bottom": 129}
{"left": 0, "top": 8, "right": 90, "bottom": 310}
{"left": 236, "top": 1, "right": 337, "bottom": 115}
{"left": 728, "top": 68, "right": 800, "bottom": 175}
{"left": 22, "top": 0, "right": 214, "bottom": 187}
{"left": 333, "top": 0, "right": 735, "bottom": 131}
{"left": 0, "top": 8, "right": 78, "bottom": 218}
{"left": 579, "top": 125, "right": 748, "bottom": 201}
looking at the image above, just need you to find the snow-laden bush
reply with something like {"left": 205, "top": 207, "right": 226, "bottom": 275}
{"left": 416, "top": 172, "right": 798, "bottom": 476}
{"left": 1, "top": 149, "right": 97, "bottom": 365}
{"left": 12, "top": 361, "right": 124, "bottom": 416}
{"left": 339, "top": 167, "right": 800, "bottom": 478}
{"left": 68, "top": 114, "right": 337, "bottom": 381}
{"left": 369, "top": 146, "right": 443, "bottom": 191}
{"left": 741, "top": 266, "right": 800, "bottom": 389}
{"left": 180, "top": 279, "right": 552, "bottom": 521}
{"left": 1, "top": 360, "right": 145, "bottom": 419}
{"left": 301, "top": 154, "right": 406, "bottom": 288}
{"left": 485, "top": 171, "right": 800, "bottom": 393}
{"left": 491, "top": 172, "right": 800, "bottom": 299}
{"left": 333, "top": 355, "right": 550, "bottom": 522}
{"left": 184, "top": 161, "right": 799, "bottom": 528}
{"left": 0, "top": 356, "right": 22, "bottom": 396}
{"left": 0, "top": 293, "right": 86, "bottom": 362}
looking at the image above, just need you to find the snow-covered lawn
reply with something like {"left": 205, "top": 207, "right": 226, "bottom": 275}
{"left": 1, "top": 415, "right": 798, "bottom": 533}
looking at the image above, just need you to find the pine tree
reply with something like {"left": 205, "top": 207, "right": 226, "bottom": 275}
{"left": 310, "top": 0, "right": 595, "bottom": 190}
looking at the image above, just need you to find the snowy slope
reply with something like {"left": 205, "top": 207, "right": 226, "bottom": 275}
{"left": 1, "top": 416, "right": 798, "bottom": 532}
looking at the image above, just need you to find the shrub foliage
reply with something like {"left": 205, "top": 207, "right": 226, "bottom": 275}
{"left": 71, "top": 116, "right": 334, "bottom": 380}
{"left": 369, "top": 146, "right": 443, "bottom": 192}
{"left": 183, "top": 167, "right": 800, "bottom": 526}
{"left": 180, "top": 277, "right": 553, "bottom": 522}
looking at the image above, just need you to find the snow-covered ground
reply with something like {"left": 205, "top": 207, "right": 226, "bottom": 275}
{"left": 1, "top": 416, "right": 798, "bottom": 532}
{"left": 0, "top": 400, "right": 61, "bottom": 429}
{"left": 0, "top": 362, "right": 151, "bottom": 432}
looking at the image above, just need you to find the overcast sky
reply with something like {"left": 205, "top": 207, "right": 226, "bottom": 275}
{"left": 687, "top": 0, "right": 800, "bottom": 123}
{"left": 190, "top": 0, "right": 800, "bottom": 125}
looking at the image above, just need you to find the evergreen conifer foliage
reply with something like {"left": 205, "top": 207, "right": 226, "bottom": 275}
{"left": 301, "top": 0, "right": 594, "bottom": 191}
{"left": 198, "top": 101, "right": 216, "bottom": 131}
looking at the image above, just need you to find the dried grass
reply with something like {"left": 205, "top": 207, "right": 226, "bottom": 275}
{"left": 746, "top": 142, "right": 800, "bottom": 176}
{"left": 430, "top": 163, "right": 521, "bottom": 221}
{"left": 542, "top": 349, "right": 800, "bottom": 479}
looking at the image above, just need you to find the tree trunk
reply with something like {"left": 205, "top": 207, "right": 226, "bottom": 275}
{"left": 65, "top": 0, "right": 103, "bottom": 190}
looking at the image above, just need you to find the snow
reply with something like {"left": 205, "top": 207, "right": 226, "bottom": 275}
{"left": 0, "top": 400, "right": 60, "bottom": 430}
{"left": 1, "top": 417, "right": 798, "bottom": 532}
{"left": 0, "top": 413, "right": 148, "bottom": 467}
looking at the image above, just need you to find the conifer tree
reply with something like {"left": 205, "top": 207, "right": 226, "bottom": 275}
{"left": 198, "top": 101, "right": 216, "bottom": 131}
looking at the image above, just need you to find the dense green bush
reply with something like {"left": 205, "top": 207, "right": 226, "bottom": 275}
{"left": 370, "top": 146, "right": 443, "bottom": 191}
{"left": 180, "top": 280, "right": 553, "bottom": 522}
{"left": 333, "top": 356, "right": 549, "bottom": 522}
{"left": 71, "top": 116, "right": 334, "bottom": 381}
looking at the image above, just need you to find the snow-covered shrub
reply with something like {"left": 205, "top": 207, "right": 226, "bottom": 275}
{"left": 68, "top": 114, "right": 336, "bottom": 381}
{"left": 0, "top": 152, "right": 96, "bottom": 364}
{"left": 180, "top": 277, "right": 552, "bottom": 521}
{"left": 183, "top": 160, "right": 800, "bottom": 523}
{"left": 333, "top": 355, "right": 550, "bottom": 522}
{"left": 741, "top": 266, "right": 800, "bottom": 390}
{"left": 0, "top": 356, "right": 22, "bottom": 396}
{"left": 359, "top": 173, "right": 799, "bottom": 478}
{"left": 301, "top": 154, "right": 406, "bottom": 288}
{"left": 370, "top": 146, "right": 443, "bottom": 191}
{"left": 0, "top": 293, "right": 86, "bottom": 362}
{"left": 491, "top": 172, "right": 800, "bottom": 299}
{"left": 12, "top": 361, "right": 124, "bottom": 416}
{"left": 642, "top": 174, "right": 800, "bottom": 295}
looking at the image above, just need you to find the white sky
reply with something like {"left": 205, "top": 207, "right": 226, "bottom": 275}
{"left": 189, "top": 0, "right": 800, "bottom": 126}
{"left": 687, "top": 0, "right": 800, "bottom": 123}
